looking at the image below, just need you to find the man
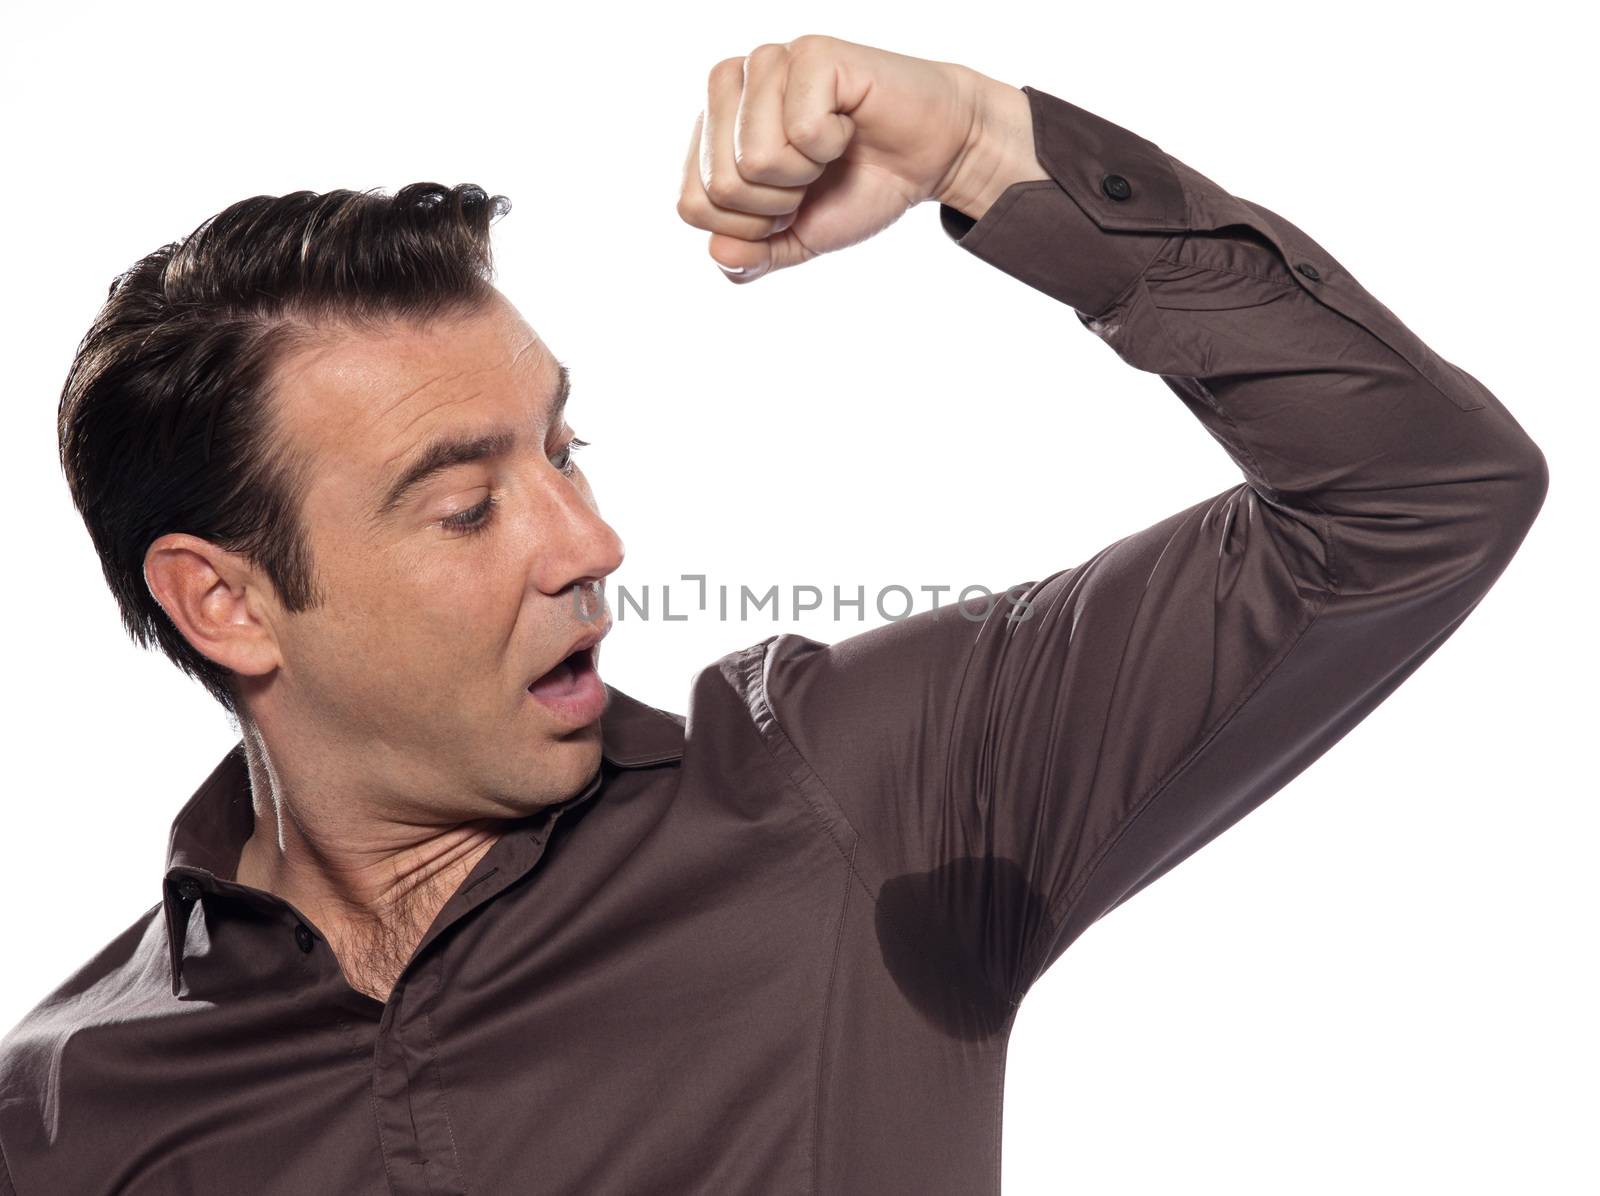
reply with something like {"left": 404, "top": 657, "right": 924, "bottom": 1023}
{"left": 0, "top": 32, "right": 1545, "bottom": 1195}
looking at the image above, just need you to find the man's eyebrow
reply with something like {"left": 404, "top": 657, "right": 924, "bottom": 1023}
{"left": 548, "top": 360, "right": 572, "bottom": 426}
{"left": 371, "top": 361, "right": 572, "bottom": 521}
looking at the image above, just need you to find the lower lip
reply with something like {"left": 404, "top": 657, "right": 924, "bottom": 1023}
{"left": 526, "top": 646, "right": 606, "bottom": 727}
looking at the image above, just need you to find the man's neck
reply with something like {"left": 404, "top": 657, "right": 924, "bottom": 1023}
{"left": 236, "top": 821, "right": 499, "bottom": 1002}
{"left": 233, "top": 730, "right": 502, "bottom": 1004}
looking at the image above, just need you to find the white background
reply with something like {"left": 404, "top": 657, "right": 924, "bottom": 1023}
{"left": 2, "top": 2, "right": 1593, "bottom": 1192}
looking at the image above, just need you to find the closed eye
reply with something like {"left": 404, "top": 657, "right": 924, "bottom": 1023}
{"left": 438, "top": 438, "right": 590, "bottom": 538}
{"left": 442, "top": 494, "right": 497, "bottom": 536}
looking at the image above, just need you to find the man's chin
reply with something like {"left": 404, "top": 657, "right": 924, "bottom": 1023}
{"left": 551, "top": 715, "right": 603, "bottom": 752}
{"left": 541, "top": 726, "right": 604, "bottom": 790}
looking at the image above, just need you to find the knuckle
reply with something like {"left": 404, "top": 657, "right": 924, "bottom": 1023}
{"left": 735, "top": 147, "right": 776, "bottom": 178}
{"left": 703, "top": 173, "right": 740, "bottom": 207}
{"left": 786, "top": 115, "right": 826, "bottom": 148}
{"left": 709, "top": 57, "right": 744, "bottom": 86}
{"left": 786, "top": 33, "right": 832, "bottom": 55}
{"left": 748, "top": 42, "right": 786, "bottom": 65}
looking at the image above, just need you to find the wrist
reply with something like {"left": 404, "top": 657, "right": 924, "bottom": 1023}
{"left": 934, "top": 74, "right": 1051, "bottom": 221}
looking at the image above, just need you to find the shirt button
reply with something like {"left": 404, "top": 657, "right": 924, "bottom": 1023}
{"left": 1296, "top": 262, "right": 1321, "bottom": 281}
{"left": 294, "top": 924, "right": 315, "bottom": 953}
{"left": 1101, "top": 174, "right": 1133, "bottom": 201}
{"left": 175, "top": 878, "right": 201, "bottom": 902}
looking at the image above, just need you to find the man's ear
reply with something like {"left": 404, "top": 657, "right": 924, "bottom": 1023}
{"left": 143, "top": 533, "right": 282, "bottom": 680}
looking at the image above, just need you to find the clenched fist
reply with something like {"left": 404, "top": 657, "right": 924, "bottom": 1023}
{"left": 676, "top": 34, "right": 1047, "bottom": 283}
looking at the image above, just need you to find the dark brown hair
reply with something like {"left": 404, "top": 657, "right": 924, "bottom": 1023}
{"left": 57, "top": 183, "right": 512, "bottom": 717}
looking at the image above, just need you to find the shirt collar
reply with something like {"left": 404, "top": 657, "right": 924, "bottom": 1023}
{"left": 161, "top": 684, "right": 684, "bottom": 994}
{"left": 595, "top": 686, "right": 687, "bottom": 767}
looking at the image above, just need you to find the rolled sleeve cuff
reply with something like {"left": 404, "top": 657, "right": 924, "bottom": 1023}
{"left": 938, "top": 85, "right": 1192, "bottom": 318}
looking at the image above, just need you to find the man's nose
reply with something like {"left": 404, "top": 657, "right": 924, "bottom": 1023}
{"left": 532, "top": 478, "right": 625, "bottom": 597}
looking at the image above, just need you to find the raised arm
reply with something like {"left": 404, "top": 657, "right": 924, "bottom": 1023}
{"left": 679, "top": 39, "right": 1548, "bottom": 1013}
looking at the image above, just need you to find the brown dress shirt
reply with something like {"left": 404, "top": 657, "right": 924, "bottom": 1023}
{"left": 0, "top": 85, "right": 1547, "bottom": 1195}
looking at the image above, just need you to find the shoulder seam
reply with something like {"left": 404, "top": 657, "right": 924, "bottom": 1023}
{"left": 731, "top": 639, "right": 878, "bottom": 905}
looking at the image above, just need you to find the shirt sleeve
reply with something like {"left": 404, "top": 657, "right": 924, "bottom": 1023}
{"left": 723, "top": 85, "right": 1549, "bottom": 1012}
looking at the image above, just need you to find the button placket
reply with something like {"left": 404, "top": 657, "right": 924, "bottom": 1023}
{"left": 369, "top": 953, "right": 468, "bottom": 1195}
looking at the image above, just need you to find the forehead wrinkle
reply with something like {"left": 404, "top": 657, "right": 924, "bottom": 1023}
{"left": 390, "top": 387, "right": 486, "bottom": 443}
{"left": 376, "top": 328, "right": 544, "bottom": 434}
{"left": 510, "top": 335, "right": 543, "bottom": 369}
{"left": 374, "top": 365, "right": 473, "bottom": 425}
{"left": 381, "top": 361, "right": 563, "bottom": 475}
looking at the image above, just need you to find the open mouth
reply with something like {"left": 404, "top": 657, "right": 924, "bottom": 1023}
{"left": 525, "top": 641, "right": 606, "bottom": 727}
{"left": 529, "top": 645, "right": 596, "bottom": 700}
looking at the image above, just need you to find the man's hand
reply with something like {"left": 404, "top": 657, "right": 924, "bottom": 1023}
{"left": 676, "top": 34, "right": 1048, "bottom": 283}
